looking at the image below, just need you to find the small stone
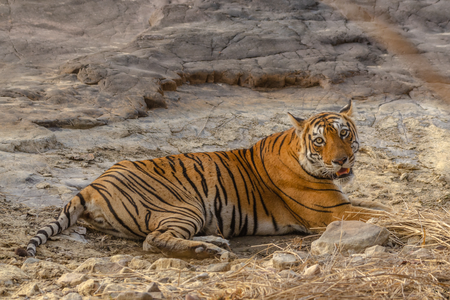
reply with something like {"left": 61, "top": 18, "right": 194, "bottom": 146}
{"left": 402, "top": 245, "right": 420, "bottom": 254}
{"left": 77, "top": 279, "right": 100, "bottom": 296}
{"left": 407, "top": 236, "right": 421, "bottom": 245}
{"left": 311, "top": 221, "right": 390, "bottom": 255}
{"left": 34, "top": 292, "right": 60, "bottom": 300}
{"left": 365, "top": 245, "right": 386, "bottom": 257}
{"left": 279, "top": 270, "right": 301, "bottom": 278}
{"left": 110, "top": 255, "right": 133, "bottom": 266}
{"left": 119, "top": 267, "right": 135, "bottom": 274}
{"left": 262, "top": 260, "right": 273, "bottom": 268}
{"left": 220, "top": 252, "right": 238, "bottom": 262}
{"left": 145, "top": 282, "right": 161, "bottom": 293}
{"left": 36, "top": 182, "right": 50, "bottom": 189}
{"left": 129, "top": 257, "right": 152, "bottom": 269}
{"left": 149, "top": 258, "right": 193, "bottom": 271}
{"left": 102, "top": 284, "right": 133, "bottom": 299}
{"left": 16, "top": 282, "right": 41, "bottom": 297}
{"left": 293, "top": 250, "right": 309, "bottom": 260}
{"left": 74, "top": 257, "right": 122, "bottom": 274}
{"left": 21, "top": 259, "right": 70, "bottom": 279}
{"left": 410, "top": 248, "right": 433, "bottom": 259}
{"left": 145, "top": 282, "right": 165, "bottom": 299}
{"left": 160, "top": 79, "right": 177, "bottom": 91}
{"left": 272, "top": 252, "right": 300, "bottom": 269}
{"left": 399, "top": 173, "right": 409, "bottom": 181}
{"left": 23, "top": 257, "right": 40, "bottom": 264}
{"left": 61, "top": 292, "right": 82, "bottom": 300}
{"left": 303, "top": 264, "right": 320, "bottom": 276}
{"left": 207, "top": 262, "right": 230, "bottom": 272}
{"left": 116, "top": 291, "right": 154, "bottom": 300}
{"left": 349, "top": 254, "right": 366, "bottom": 264}
{"left": 57, "top": 273, "right": 87, "bottom": 287}
{"left": 230, "top": 262, "right": 252, "bottom": 271}
{"left": 186, "top": 294, "right": 202, "bottom": 300}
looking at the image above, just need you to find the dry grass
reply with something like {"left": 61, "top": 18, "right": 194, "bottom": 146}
{"left": 83, "top": 206, "right": 450, "bottom": 299}
{"left": 175, "top": 206, "right": 450, "bottom": 299}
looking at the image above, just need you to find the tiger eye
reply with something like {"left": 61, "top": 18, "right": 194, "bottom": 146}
{"left": 340, "top": 129, "right": 348, "bottom": 137}
{"left": 314, "top": 137, "right": 324, "bottom": 144}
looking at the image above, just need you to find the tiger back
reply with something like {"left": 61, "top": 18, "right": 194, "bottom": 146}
{"left": 22, "top": 101, "right": 390, "bottom": 258}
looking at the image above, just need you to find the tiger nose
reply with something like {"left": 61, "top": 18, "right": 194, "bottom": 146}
{"left": 332, "top": 157, "right": 348, "bottom": 166}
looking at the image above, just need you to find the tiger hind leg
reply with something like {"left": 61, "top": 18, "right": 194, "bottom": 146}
{"left": 143, "top": 228, "right": 229, "bottom": 259}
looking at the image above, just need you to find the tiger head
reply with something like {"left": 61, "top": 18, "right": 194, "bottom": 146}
{"left": 288, "top": 101, "right": 359, "bottom": 186}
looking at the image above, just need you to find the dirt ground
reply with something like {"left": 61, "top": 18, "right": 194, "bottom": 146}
{"left": 1, "top": 99, "right": 449, "bottom": 298}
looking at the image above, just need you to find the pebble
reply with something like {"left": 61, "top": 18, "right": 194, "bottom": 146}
{"left": 149, "top": 258, "right": 194, "bottom": 271}
{"left": 207, "top": 262, "right": 231, "bottom": 272}
{"left": 303, "top": 264, "right": 320, "bottom": 276}
{"left": 272, "top": 252, "right": 301, "bottom": 269}
{"left": 61, "top": 293, "right": 82, "bottom": 300}
{"left": 77, "top": 279, "right": 100, "bottom": 296}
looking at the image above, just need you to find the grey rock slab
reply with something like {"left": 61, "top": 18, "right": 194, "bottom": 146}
{"left": 311, "top": 221, "right": 390, "bottom": 256}
{"left": 2, "top": 0, "right": 442, "bottom": 131}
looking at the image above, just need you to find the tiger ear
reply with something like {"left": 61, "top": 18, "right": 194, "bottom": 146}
{"left": 287, "top": 112, "right": 305, "bottom": 131}
{"left": 339, "top": 100, "right": 354, "bottom": 117}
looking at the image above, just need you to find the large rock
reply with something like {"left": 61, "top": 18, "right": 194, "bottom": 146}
{"left": 311, "top": 221, "right": 390, "bottom": 255}
{"left": 2, "top": 0, "right": 444, "bottom": 132}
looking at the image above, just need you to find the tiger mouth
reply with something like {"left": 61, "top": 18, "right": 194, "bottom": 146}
{"left": 336, "top": 168, "right": 352, "bottom": 178}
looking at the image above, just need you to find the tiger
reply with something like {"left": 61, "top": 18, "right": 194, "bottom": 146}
{"left": 20, "top": 100, "right": 391, "bottom": 259}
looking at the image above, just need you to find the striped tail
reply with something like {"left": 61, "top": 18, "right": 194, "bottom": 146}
{"left": 25, "top": 193, "right": 86, "bottom": 256}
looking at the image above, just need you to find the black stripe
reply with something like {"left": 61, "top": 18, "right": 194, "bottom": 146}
{"left": 50, "top": 221, "right": 62, "bottom": 234}
{"left": 271, "top": 215, "right": 279, "bottom": 232}
{"left": 91, "top": 183, "right": 138, "bottom": 236}
{"left": 77, "top": 192, "right": 86, "bottom": 208}
{"left": 314, "top": 202, "right": 351, "bottom": 209}
{"left": 229, "top": 206, "right": 236, "bottom": 236}
{"left": 214, "top": 186, "right": 224, "bottom": 235}
{"left": 29, "top": 239, "right": 40, "bottom": 247}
